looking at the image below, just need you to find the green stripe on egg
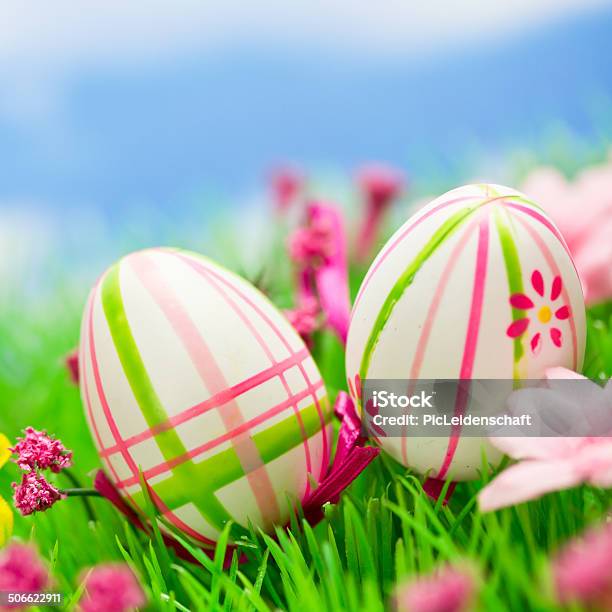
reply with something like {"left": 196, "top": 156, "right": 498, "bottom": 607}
{"left": 133, "top": 396, "right": 331, "bottom": 511}
{"left": 359, "top": 204, "right": 481, "bottom": 383}
{"left": 101, "top": 262, "right": 236, "bottom": 532}
{"left": 494, "top": 208, "right": 525, "bottom": 382}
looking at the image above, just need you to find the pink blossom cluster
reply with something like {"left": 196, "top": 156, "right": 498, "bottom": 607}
{"left": 0, "top": 543, "right": 49, "bottom": 594}
{"left": 288, "top": 214, "right": 336, "bottom": 268}
{"left": 0, "top": 545, "right": 146, "bottom": 612}
{"left": 394, "top": 564, "right": 476, "bottom": 612}
{"left": 286, "top": 202, "right": 351, "bottom": 344}
{"left": 12, "top": 472, "right": 65, "bottom": 517}
{"left": 11, "top": 427, "right": 72, "bottom": 473}
{"left": 552, "top": 522, "right": 612, "bottom": 607}
{"left": 10, "top": 427, "right": 72, "bottom": 517}
{"left": 392, "top": 523, "right": 612, "bottom": 610}
{"left": 80, "top": 564, "right": 147, "bottom": 612}
{"left": 280, "top": 163, "right": 403, "bottom": 346}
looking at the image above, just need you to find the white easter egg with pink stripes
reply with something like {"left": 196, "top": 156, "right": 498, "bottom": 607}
{"left": 79, "top": 248, "right": 331, "bottom": 547}
{"left": 346, "top": 184, "right": 586, "bottom": 481}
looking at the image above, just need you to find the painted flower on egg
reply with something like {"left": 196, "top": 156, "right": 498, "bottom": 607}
{"left": 506, "top": 269, "right": 572, "bottom": 354}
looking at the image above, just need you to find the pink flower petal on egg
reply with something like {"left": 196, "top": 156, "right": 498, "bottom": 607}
{"left": 506, "top": 318, "right": 530, "bottom": 338}
{"left": 530, "top": 332, "right": 541, "bottom": 354}
{"left": 531, "top": 269, "right": 544, "bottom": 296}
{"left": 550, "top": 327, "right": 563, "bottom": 347}
{"left": 555, "top": 305, "right": 570, "bottom": 320}
{"left": 550, "top": 275, "right": 563, "bottom": 301}
{"left": 509, "top": 293, "right": 534, "bottom": 309}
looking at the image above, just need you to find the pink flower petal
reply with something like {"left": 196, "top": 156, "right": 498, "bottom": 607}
{"left": 530, "top": 332, "right": 541, "bottom": 354}
{"left": 489, "top": 436, "right": 580, "bottom": 461}
{"left": 80, "top": 564, "right": 146, "bottom": 612}
{"left": 309, "top": 203, "right": 351, "bottom": 344}
{"left": 550, "top": 327, "right": 563, "bottom": 347}
{"left": 555, "top": 305, "right": 570, "bottom": 320}
{"left": 550, "top": 275, "right": 563, "bottom": 300}
{"left": 479, "top": 459, "right": 581, "bottom": 511}
{"left": 575, "top": 440, "right": 612, "bottom": 487}
{"left": 506, "top": 318, "right": 530, "bottom": 338}
{"left": 531, "top": 269, "right": 544, "bottom": 296}
{"left": 509, "top": 293, "right": 534, "bottom": 309}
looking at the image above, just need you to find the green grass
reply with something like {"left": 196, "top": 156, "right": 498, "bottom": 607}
{"left": 1, "top": 223, "right": 612, "bottom": 611}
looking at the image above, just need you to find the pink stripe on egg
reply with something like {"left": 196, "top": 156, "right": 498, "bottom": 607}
{"left": 89, "top": 274, "right": 217, "bottom": 546}
{"left": 144, "top": 482, "right": 218, "bottom": 547}
{"left": 100, "top": 349, "right": 310, "bottom": 455}
{"left": 82, "top": 291, "right": 125, "bottom": 487}
{"left": 116, "top": 380, "right": 325, "bottom": 489}
{"left": 89, "top": 282, "right": 141, "bottom": 479}
{"left": 501, "top": 201, "right": 573, "bottom": 258}
{"left": 129, "top": 253, "right": 281, "bottom": 524}
{"left": 437, "top": 214, "right": 490, "bottom": 480}
{"left": 351, "top": 193, "right": 518, "bottom": 319}
{"left": 178, "top": 256, "right": 316, "bottom": 499}
{"left": 177, "top": 251, "right": 330, "bottom": 484}
{"left": 351, "top": 195, "right": 481, "bottom": 316}
{"left": 400, "top": 220, "right": 479, "bottom": 465}
{"left": 86, "top": 281, "right": 149, "bottom": 515}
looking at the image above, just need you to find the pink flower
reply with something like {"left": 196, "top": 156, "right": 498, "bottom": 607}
{"left": 394, "top": 565, "right": 476, "bottom": 612}
{"left": 65, "top": 349, "right": 79, "bottom": 385}
{"left": 552, "top": 522, "right": 612, "bottom": 607}
{"left": 522, "top": 161, "right": 612, "bottom": 304}
{"left": 506, "top": 269, "right": 571, "bottom": 353}
{"left": 11, "top": 427, "right": 73, "bottom": 473}
{"left": 0, "top": 543, "right": 48, "bottom": 593}
{"left": 288, "top": 202, "right": 351, "bottom": 344}
{"left": 80, "top": 564, "right": 146, "bottom": 612}
{"left": 270, "top": 166, "right": 304, "bottom": 214}
{"left": 12, "top": 472, "right": 65, "bottom": 516}
{"left": 479, "top": 369, "right": 612, "bottom": 512}
{"left": 356, "top": 164, "right": 405, "bottom": 262}
{"left": 288, "top": 215, "right": 335, "bottom": 268}
{"left": 284, "top": 297, "right": 320, "bottom": 345}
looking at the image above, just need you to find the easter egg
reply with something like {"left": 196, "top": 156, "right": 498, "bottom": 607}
{"left": 78, "top": 248, "right": 331, "bottom": 547}
{"left": 346, "top": 184, "right": 586, "bottom": 480}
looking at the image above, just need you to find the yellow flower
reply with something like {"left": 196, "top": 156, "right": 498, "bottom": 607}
{"left": 0, "top": 433, "right": 13, "bottom": 546}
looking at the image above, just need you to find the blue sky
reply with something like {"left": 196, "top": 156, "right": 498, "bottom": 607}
{"left": 0, "top": 0, "right": 611, "bottom": 216}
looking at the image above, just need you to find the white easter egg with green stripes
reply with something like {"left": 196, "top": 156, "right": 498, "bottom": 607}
{"left": 79, "top": 248, "right": 331, "bottom": 547}
{"left": 346, "top": 184, "right": 586, "bottom": 481}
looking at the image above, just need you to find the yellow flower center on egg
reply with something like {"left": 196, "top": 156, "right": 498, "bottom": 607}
{"left": 537, "top": 305, "right": 552, "bottom": 324}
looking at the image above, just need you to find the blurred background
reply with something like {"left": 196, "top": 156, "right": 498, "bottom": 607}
{"left": 1, "top": 0, "right": 612, "bottom": 297}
